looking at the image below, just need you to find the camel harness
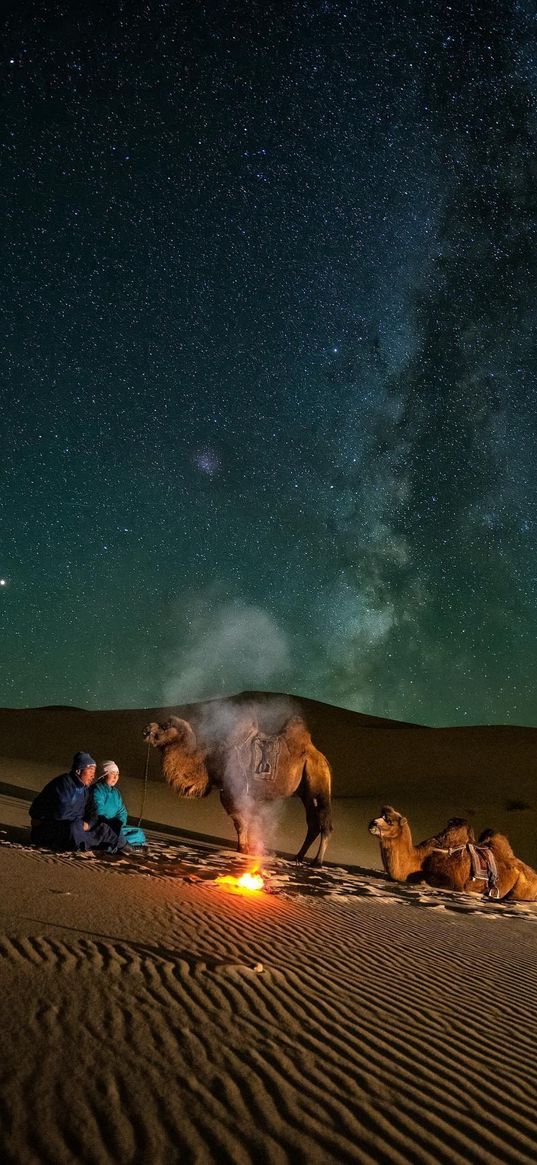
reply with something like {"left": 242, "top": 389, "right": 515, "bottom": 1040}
{"left": 138, "top": 740, "right": 151, "bottom": 827}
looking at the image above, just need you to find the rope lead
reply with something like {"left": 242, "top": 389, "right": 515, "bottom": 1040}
{"left": 138, "top": 740, "right": 151, "bottom": 827}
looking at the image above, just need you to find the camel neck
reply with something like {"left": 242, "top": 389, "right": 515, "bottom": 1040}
{"left": 381, "top": 822, "right": 421, "bottom": 880}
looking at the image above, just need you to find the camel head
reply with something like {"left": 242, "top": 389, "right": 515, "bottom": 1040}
{"left": 142, "top": 717, "right": 210, "bottom": 798}
{"left": 143, "top": 721, "right": 161, "bottom": 745}
{"left": 368, "top": 806, "right": 407, "bottom": 839}
{"left": 142, "top": 716, "right": 198, "bottom": 753}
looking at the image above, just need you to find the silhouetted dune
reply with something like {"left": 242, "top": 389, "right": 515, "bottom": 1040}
{"left": 0, "top": 692, "right": 536, "bottom": 804}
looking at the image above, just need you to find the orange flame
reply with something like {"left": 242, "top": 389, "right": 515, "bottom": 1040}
{"left": 216, "top": 870, "right": 265, "bottom": 892}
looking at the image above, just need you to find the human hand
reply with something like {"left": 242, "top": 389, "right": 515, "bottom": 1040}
{"left": 82, "top": 822, "right": 91, "bottom": 832}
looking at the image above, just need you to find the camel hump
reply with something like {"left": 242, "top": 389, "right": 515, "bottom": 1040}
{"left": 226, "top": 716, "right": 258, "bottom": 749}
{"left": 283, "top": 716, "right": 311, "bottom": 746}
{"left": 434, "top": 818, "right": 474, "bottom": 847}
{"left": 479, "top": 829, "right": 516, "bottom": 862}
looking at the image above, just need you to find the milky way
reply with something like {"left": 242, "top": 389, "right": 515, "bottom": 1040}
{"left": 2, "top": 0, "right": 536, "bottom": 724}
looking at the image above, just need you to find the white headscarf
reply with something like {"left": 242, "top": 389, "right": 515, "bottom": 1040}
{"left": 100, "top": 760, "right": 119, "bottom": 780}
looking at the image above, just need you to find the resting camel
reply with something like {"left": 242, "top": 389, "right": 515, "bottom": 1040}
{"left": 368, "top": 806, "right": 474, "bottom": 884}
{"left": 143, "top": 711, "right": 333, "bottom": 863}
{"left": 369, "top": 807, "right": 537, "bottom": 900}
{"left": 478, "top": 829, "right": 537, "bottom": 901}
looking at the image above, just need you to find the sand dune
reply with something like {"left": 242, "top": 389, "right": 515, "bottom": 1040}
{"left": 1, "top": 834, "right": 536, "bottom": 1165}
{"left": 2, "top": 691, "right": 537, "bottom": 805}
{"left": 2, "top": 697, "right": 537, "bottom": 1164}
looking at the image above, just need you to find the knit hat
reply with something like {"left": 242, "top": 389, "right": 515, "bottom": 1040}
{"left": 72, "top": 751, "right": 96, "bottom": 772}
{"left": 101, "top": 760, "right": 119, "bottom": 778}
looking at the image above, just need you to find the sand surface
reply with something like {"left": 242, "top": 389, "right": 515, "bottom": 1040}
{"left": 2, "top": 699, "right": 537, "bottom": 1164}
{"left": 1, "top": 826, "right": 537, "bottom": 1165}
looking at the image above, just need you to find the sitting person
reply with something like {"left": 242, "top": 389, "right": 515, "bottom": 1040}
{"left": 30, "top": 751, "right": 131, "bottom": 854}
{"left": 90, "top": 760, "right": 147, "bottom": 848}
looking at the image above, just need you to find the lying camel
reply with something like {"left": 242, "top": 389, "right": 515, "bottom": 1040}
{"left": 368, "top": 806, "right": 473, "bottom": 885}
{"left": 369, "top": 807, "right": 537, "bottom": 900}
{"left": 478, "top": 829, "right": 537, "bottom": 901}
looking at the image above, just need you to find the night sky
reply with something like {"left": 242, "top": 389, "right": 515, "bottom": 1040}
{"left": 2, "top": 0, "right": 537, "bottom": 725}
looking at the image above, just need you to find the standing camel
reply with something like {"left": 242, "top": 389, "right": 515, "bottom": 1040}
{"left": 143, "top": 711, "right": 333, "bottom": 863}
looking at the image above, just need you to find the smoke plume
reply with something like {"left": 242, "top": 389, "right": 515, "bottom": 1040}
{"left": 163, "top": 598, "right": 291, "bottom": 706}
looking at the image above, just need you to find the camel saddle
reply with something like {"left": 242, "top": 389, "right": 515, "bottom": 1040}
{"left": 233, "top": 730, "right": 286, "bottom": 788}
{"left": 467, "top": 843, "right": 499, "bottom": 897}
{"left": 252, "top": 733, "right": 282, "bottom": 782}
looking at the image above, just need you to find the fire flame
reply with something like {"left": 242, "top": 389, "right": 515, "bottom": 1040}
{"left": 216, "top": 870, "right": 265, "bottom": 892}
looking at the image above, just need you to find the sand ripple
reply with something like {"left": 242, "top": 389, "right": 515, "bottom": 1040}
{"left": 1, "top": 838, "right": 537, "bottom": 1164}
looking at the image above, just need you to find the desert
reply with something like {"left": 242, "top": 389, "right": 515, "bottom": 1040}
{"left": 5, "top": 0, "right": 536, "bottom": 1161}
{"left": 1, "top": 694, "right": 537, "bottom": 1165}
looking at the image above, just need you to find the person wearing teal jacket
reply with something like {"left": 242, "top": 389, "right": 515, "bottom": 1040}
{"left": 90, "top": 760, "right": 147, "bottom": 847}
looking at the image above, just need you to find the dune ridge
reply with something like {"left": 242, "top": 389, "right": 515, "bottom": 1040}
{"left": 1, "top": 693, "right": 537, "bottom": 803}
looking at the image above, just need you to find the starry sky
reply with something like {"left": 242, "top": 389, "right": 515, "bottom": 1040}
{"left": 2, "top": 0, "right": 537, "bottom": 725}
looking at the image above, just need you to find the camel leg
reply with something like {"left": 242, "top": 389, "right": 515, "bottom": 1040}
{"left": 295, "top": 751, "right": 333, "bottom": 865}
{"left": 293, "top": 792, "right": 330, "bottom": 866}
{"left": 313, "top": 810, "right": 332, "bottom": 866}
{"left": 503, "top": 870, "right": 529, "bottom": 901}
{"left": 312, "top": 794, "right": 333, "bottom": 865}
{"left": 219, "top": 790, "right": 250, "bottom": 853}
{"left": 234, "top": 815, "right": 250, "bottom": 853}
{"left": 245, "top": 805, "right": 269, "bottom": 857}
{"left": 295, "top": 826, "right": 319, "bottom": 863}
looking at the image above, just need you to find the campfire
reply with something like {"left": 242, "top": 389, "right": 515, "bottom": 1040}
{"left": 215, "top": 869, "right": 267, "bottom": 893}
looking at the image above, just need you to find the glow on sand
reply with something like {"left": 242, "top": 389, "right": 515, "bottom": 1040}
{"left": 215, "top": 870, "right": 266, "bottom": 893}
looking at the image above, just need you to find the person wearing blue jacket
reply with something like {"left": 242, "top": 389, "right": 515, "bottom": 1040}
{"left": 90, "top": 760, "right": 147, "bottom": 847}
{"left": 30, "top": 751, "right": 131, "bottom": 853}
